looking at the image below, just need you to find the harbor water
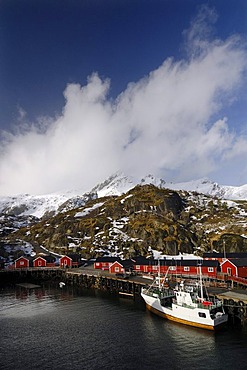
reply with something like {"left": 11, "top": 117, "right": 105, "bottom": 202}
{"left": 1, "top": 285, "right": 247, "bottom": 370}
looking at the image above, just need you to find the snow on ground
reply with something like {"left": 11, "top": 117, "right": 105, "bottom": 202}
{"left": 120, "top": 194, "right": 133, "bottom": 204}
{"left": 74, "top": 202, "right": 105, "bottom": 217}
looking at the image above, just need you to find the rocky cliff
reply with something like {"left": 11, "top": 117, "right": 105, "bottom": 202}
{"left": 2, "top": 183, "right": 247, "bottom": 261}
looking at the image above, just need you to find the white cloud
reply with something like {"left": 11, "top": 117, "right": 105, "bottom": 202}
{"left": 0, "top": 7, "right": 247, "bottom": 195}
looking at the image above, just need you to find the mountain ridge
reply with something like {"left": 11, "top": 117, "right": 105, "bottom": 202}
{"left": 0, "top": 172, "right": 247, "bottom": 220}
{"left": 1, "top": 178, "right": 247, "bottom": 263}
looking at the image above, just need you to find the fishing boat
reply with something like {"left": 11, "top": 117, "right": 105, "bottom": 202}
{"left": 141, "top": 265, "right": 228, "bottom": 331}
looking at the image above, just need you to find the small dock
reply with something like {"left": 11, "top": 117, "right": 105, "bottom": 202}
{"left": 16, "top": 283, "right": 41, "bottom": 289}
{"left": 209, "top": 290, "right": 247, "bottom": 324}
{"left": 2, "top": 267, "right": 247, "bottom": 325}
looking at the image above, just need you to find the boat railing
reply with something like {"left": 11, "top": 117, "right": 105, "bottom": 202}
{"left": 142, "top": 287, "right": 174, "bottom": 298}
{"left": 194, "top": 301, "right": 223, "bottom": 310}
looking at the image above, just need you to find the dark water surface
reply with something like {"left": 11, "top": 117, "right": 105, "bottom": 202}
{"left": 1, "top": 285, "right": 247, "bottom": 370}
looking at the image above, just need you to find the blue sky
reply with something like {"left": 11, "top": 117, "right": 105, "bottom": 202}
{"left": 0, "top": 0, "right": 247, "bottom": 195}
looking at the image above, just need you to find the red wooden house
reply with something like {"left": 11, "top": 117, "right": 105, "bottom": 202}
{"left": 59, "top": 254, "right": 81, "bottom": 268}
{"left": 109, "top": 259, "right": 134, "bottom": 274}
{"left": 132, "top": 257, "right": 157, "bottom": 274}
{"left": 132, "top": 257, "right": 219, "bottom": 278}
{"left": 221, "top": 258, "right": 247, "bottom": 278}
{"left": 93, "top": 256, "right": 219, "bottom": 278}
{"left": 94, "top": 257, "right": 121, "bottom": 270}
{"left": 33, "top": 255, "right": 56, "bottom": 268}
{"left": 109, "top": 261, "right": 125, "bottom": 274}
{"left": 60, "top": 255, "right": 72, "bottom": 268}
{"left": 15, "top": 256, "right": 31, "bottom": 269}
{"left": 67, "top": 253, "right": 81, "bottom": 267}
{"left": 160, "top": 259, "right": 219, "bottom": 278}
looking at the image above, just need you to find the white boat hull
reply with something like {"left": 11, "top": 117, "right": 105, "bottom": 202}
{"left": 141, "top": 292, "right": 228, "bottom": 331}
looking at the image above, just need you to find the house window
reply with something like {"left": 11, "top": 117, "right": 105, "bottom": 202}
{"left": 170, "top": 266, "right": 176, "bottom": 271}
{"left": 208, "top": 267, "right": 214, "bottom": 272}
{"left": 135, "top": 265, "right": 140, "bottom": 269}
{"left": 227, "top": 267, "right": 232, "bottom": 276}
{"left": 96, "top": 263, "right": 100, "bottom": 266}
{"left": 184, "top": 267, "right": 190, "bottom": 271}
{"left": 115, "top": 267, "right": 119, "bottom": 272}
{"left": 198, "top": 312, "right": 206, "bottom": 318}
{"left": 20, "top": 261, "right": 24, "bottom": 265}
{"left": 153, "top": 266, "right": 158, "bottom": 270}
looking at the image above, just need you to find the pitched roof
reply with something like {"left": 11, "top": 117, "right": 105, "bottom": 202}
{"left": 95, "top": 256, "right": 121, "bottom": 263}
{"left": 203, "top": 252, "right": 247, "bottom": 259}
{"left": 34, "top": 255, "right": 56, "bottom": 263}
{"left": 121, "top": 259, "right": 135, "bottom": 268}
{"left": 43, "top": 255, "right": 56, "bottom": 263}
{"left": 133, "top": 257, "right": 156, "bottom": 265}
{"left": 67, "top": 253, "right": 81, "bottom": 262}
{"left": 159, "top": 259, "right": 219, "bottom": 267}
{"left": 15, "top": 256, "right": 33, "bottom": 262}
{"left": 222, "top": 258, "right": 247, "bottom": 267}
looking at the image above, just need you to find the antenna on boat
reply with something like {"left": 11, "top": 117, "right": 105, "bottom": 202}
{"left": 198, "top": 262, "right": 204, "bottom": 301}
{"left": 158, "top": 258, "right": 161, "bottom": 290}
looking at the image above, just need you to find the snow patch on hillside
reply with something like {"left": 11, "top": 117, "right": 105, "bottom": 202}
{"left": 74, "top": 202, "right": 105, "bottom": 218}
{"left": 1, "top": 172, "right": 247, "bottom": 220}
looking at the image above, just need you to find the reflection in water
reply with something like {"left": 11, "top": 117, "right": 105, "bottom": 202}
{"left": 0, "top": 286, "right": 247, "bottom": 370}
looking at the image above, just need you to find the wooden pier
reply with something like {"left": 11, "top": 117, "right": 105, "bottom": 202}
{"left": 2, "top": 267, "right": 247, "bottom": 324}
{"left": 209, "top": 289, "right": 247, "bottom": 325}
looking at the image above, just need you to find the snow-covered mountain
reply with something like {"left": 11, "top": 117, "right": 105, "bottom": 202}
{"left": 90, "top": 173, "right": 166, "bottom": 197}
{"left": 0, "top": 172, "right": 247, "bottom": 220}
{"left": 90, "top": 172, "right": 247, "bottom": 201}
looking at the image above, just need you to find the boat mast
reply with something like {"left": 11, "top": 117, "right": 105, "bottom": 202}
{"left": 158, "top": 258, "right": 161, "bottom": 290}
{"left": 199, "top": 263, "right": 204, "bottom": 301}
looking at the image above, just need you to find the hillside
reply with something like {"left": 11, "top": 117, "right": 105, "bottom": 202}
{"left": 1, "top": 183, "right": 247, "bottom": 262}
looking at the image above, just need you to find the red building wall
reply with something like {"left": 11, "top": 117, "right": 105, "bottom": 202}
{"left": 60, "top": 256, "right": 72, "bottom": 268}
{"left": 46, "top": 262, "right": 56, "bottom": 267}
{"left": 221, "top": 260, "right": 247, "bottom": 278}
{"left": 221, "top": 260, "right": 238, "bottom": 276}
{"left": 109, "top": 262, "right": 125, "bottom": 274}
{"left": 94, "top": 262, "right": 111, "bottom": 270}
{"left": 15, "top": 257, "right": 29, "bottom": 269}
{"left": 237, "top": 266, "right": 247, "bottom": 278}
{"left": 33, "top": 257, "right": 46, "bottom": 268}
{"left": 133, "top": 264, "right": 217, "bottom": 278}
